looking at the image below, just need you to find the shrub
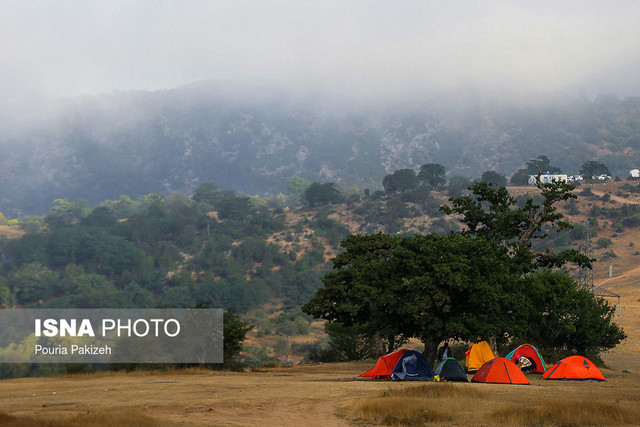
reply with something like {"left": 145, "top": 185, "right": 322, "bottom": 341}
{"left": 596, "top": 237, "right": 613, "bottom": 248}
{"left": 580, "top": 187, "right": 594, "bottom": 197}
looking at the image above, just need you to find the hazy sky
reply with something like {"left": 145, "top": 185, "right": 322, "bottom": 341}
{"left": 2, "top": 1, "right": 640, "bottom": 102}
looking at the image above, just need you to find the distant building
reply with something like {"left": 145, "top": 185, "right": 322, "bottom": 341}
{"left": 528, "top": 173, "right": 568, "bottom": 185}
{"left": 630, "top": 169, "right": 640, "bottom": 178}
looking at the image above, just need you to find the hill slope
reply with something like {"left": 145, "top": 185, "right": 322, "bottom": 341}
{"left": 3, "top": 83, "right": 640, "bottom": 216}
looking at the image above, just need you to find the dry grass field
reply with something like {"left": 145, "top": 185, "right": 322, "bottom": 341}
{"left": 0, "top": 225, "right": 24, "bottom": 239}
{"left": 0, "top": 363, "right": 639, "bottom": 426}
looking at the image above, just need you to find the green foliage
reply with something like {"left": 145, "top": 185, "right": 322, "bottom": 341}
{"left": 18, "top": 216, "right": 45, "bottom": 233}
{"left": 523, "top": 269, "right": 626, "bottom": 358}
{"left": 596, "top": 237, "right": 613, "bottom": 248}
{"left": 215, "top": 195, "right": 253, "bottom": 220}
{"left": 303, "top": 233, "right": 526, "bottom": 361}
{"left": 311, "top": 213, "right": 349, "bottom": 246}
{"left": 53, "top": 273, "right": 123, "bottom": 308}
{"left": 0, "top": 185, "right": 331, "bottom": 316}
{"left": 192, "top": 182, "right": 220, "bottom": 205}
{"left": 307, "top": 323, "right": 378, "bottom": 362}
{"left": 0, "top": 274, "right": 15, "bottom": 307}
{"left": 286, "top": 176, "right": 311, "bottom": 203}
{"left": 382, "top": 169, "right": 419, "bottom": 193}
{"left": 480, "top": 171, "right": 507, "bottom": 187}
{"left": 222, "top": 311, "right": 253, "bottom": 369}
{"left": 305, "top": 179, "right": 624, "bottom": 363}
{"left": 255, "top": 310, "right": 311, "bottom": 336}
{"left": 10, "top": 263, "right": 59, "bottom": 305}
{"left": 510, "top": 155, "right": 562, "bottom": 186}
{"left": 303, "top": 182, "right": 343, "bottom": 206}
{"left": 99, "top": 195, "right": 136, "bottom": 219}
{"left": 580, "top": 187, "right": 594, "bottom": 197}
{"left": 580, "top": 160, "right": 611, "bottom": 178}
{"left": 399, "top": 186, "right": 432, "bottom": 204}
{"left": 417, "top": 163, "right": 446, "bottom": 190}
{"left": 81, "top": 206, "right": 117, "bottom": 227}
{"left": 44, "top": 199, "right": 91, "bottom": 230}
{"left": 447, "top": 176, "right": 472, "bottom": 197}
{"left": 441, "top": 180, "right": 589, "bottom": 269}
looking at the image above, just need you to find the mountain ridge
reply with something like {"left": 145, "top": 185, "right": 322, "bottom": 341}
{"left": 2, "top": 81, "right": 640, "bottom": 216}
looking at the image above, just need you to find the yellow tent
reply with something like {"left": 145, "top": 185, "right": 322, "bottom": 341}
{"left": 465, "top": 341, "right": 495, "bottom": 373}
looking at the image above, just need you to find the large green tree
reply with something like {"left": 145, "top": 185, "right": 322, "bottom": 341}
{"left": 440, "top": 179, "right": 590, "bottom": 270}
{"left": 417, "top": 163, "right": 446, "bottom": 190}
{"left": 303, "top": 182, "right": 343, "bottom": 206}
{"left": 302, "top": 233, "right": 526, "bottom": 361}
{"left": 480, "top": 171, "right": 507, "bottom": 188}
{"left": 510, "top": 155, "right": 562, "bottom": 186}
{"left": 382, "top": 169, "right": 419, "bottom": 193}
{"left": 580, "top": 160, "right": 611, "bottom": 178}
{"left": 523, "top": 269, "right": 625, "bottom": 359}
{"left": 304, "top": 178, "right": 624, "bottom": 362}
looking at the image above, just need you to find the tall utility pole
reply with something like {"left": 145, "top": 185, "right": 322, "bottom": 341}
{"left": 578, "top": 221, "right": 594, "bottom": 289}
{"left": 577, "top": 221, "right": 621, "bottom": 316}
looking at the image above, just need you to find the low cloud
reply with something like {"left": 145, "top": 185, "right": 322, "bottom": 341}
{"left": 1, "top": 0, "right": 640, "bottom": 107}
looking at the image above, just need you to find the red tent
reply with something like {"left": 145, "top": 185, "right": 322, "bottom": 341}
{"left": 360, "top": 348, "right": 408, "bottom": 379}
{"left": 505, "top": 344, "right": 547, "bottom": 373}
{"left": 543, "top": 355, "right": 605, "bottom": 381}
{"left": 471, "top": 357, "right": 529, "bottom": 385}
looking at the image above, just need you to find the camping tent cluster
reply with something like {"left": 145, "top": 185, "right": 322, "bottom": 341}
{"left": 360, "top": 342, "right": 606, "bottom": 384}
{"left": 360, "top": 349, "right": 435, "bottom": 381}
{"left": 465, "top": 341, "right": 495, "bottom": 373}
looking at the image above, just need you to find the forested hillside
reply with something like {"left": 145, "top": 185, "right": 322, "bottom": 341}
{"left": 2, "top": 169, "right": 640, "bottom": 366}
{"left": 3, "top": 82, "right": 640, "bottom": 216}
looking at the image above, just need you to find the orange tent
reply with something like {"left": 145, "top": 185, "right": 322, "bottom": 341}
{"left": 465, "top": 341, "right": 495, "bottom": 373}
{"left": 543, "top": 355, "right": 605, "bottom": 381}
{"left": 471, "top": 357, "right": 529, "bottom": 385}
{"left": 360, "top": 348, "right": 408, "bottom": 379}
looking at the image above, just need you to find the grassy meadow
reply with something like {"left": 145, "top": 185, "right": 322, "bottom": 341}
{"left": 0, "top": 363, "right": 639, "bottom": 426}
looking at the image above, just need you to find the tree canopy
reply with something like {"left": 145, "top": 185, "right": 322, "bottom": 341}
{"left": 304, "top": 182, "right": 343, "bottom": 206}
{"left": 382, "top": 169, "right": 419, "bottom": 193}
{"left": 440, "top": 180, "right": 590, "bottom": 270}
{"left": 418, "top": 163, "right": 446, "bottom": 190}
{"left": 304, "top": 178, "right": 625, "bottom": 362}
{"left": 480, "top": 171, "right": 508, "bottom": 188}
{"left": 510, "top": 155, "right": 562, "bottom": 186}
{"left": 303, "top": 232, "right": 526, "bottom": 358}
{"left": 580, "top": 160, "right": 611, "bottom": 178}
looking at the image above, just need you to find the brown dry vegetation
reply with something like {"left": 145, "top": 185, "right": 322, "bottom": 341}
{"left": 0, "top": 225, "right": 24, "bottom": 239}
{"left": 348, "top": 377, "right": 640, "bottom": 426}
{"left": 0, "top": 363, "right": 639, "bottom": 426}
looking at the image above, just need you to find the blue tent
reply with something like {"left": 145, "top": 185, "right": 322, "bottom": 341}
{"left": 435, "top": 357, "right": 469, "bottom": 382}
{"left": 391, "top": 350, "right": 435, "bottom": 381}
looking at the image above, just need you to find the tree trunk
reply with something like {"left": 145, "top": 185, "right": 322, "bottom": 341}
{"left": 386, "top": 336, "right": 396, "bottom": 354}
{"left": 422, "top": 337, "right": 440, "bottom": 368}
{"left": 489, "top": 336, "right": 498, "bottom": 356}
{"left": 371, "top": 333, "right": 384, "bottom": 358}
